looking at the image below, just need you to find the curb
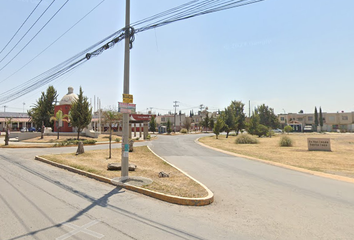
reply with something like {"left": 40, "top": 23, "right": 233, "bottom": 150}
{"left": 196, "top": 138, "right": 354, "bottom": 184}
{"left": 34, "top": 148, "right": 214, "bottom": 206}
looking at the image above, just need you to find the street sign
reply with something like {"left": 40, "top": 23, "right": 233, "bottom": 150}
{"left": 123, "top": 94, "right": 133, "bottom": 103}
{"left": 118, "top": 102, "right": 136, "bottom": 114}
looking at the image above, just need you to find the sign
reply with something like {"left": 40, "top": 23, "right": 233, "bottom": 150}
{"left": 118, "top": 102, "right": 136, "bottom": 114}
{"left": 123, "top": 94, "right": 133, "bottom": 103}
{"left": 307, "top": 138, "right": 331, "bottom": 151}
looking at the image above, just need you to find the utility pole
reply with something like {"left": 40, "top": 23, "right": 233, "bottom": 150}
{"left": 3, "top": 105, "right": 7, "bottom": 112}
{"left": 23, "top": 103, "right": 25, "bottom": 113}
{"left": 249, "top": 100, "right": 251, "bottom": 117}
{"left": 173, "top": 101, "right": 179, "bottom": 132}
{"left": 121, "top": 0, "right": 131, "bottom": 178}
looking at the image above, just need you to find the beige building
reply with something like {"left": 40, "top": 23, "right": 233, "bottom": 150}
{"left": 278, "top": 111, "right": 354, "bottom": 132}
{"left": 156, "top": 114, "right": 186, "bottom": 131}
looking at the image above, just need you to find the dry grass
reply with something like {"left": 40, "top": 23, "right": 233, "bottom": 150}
{"left": 40, "top": 146, "right": 208, "bottom": 198}
{"left": 199, "top": 133, "right": 354, "bottom": 178}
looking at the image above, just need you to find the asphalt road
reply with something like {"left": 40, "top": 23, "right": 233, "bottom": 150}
{"left": 1, "top": 134, "right": 354, "bottom": 239}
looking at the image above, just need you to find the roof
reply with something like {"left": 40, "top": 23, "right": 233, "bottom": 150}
{"left": 0, "top": 112, "right": 30, "bottom": 118}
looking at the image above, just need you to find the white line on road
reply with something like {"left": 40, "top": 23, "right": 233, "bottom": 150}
{"left": 56, "top": 220, "right": 104, "bottom": 240}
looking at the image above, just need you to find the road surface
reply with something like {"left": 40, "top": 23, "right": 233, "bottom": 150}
{"left": 1, "top": 134, "right": 354, "bottom": 239}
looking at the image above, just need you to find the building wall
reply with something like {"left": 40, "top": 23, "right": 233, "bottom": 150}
{"left": 54, "top": 105, "right": 72, "bottom": 132}
{"left": 278, "top": 111, "right": 354, "bottom": 132}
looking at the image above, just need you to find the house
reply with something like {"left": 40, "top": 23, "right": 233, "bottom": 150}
{"left": 278, "top": 111, "right": 354, "bottom": 132}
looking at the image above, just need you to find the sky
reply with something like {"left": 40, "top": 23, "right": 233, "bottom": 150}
{"left": 0, "top": 0, "right": 353, "bottom": 116}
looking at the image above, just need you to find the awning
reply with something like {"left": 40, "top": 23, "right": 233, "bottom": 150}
{"left": 0, "top": 118, "right": 31, "bottom": 122}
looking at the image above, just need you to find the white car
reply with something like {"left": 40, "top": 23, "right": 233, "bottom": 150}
{"left": 272, "top": 128, "right": 282, "bottom": 133}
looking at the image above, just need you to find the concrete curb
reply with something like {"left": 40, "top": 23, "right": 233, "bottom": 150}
{"left": 196, "top": 138, "right": 354, "bottom": 184}
{"left": 34, "top": 156, "right": 112, "bottom": 184}
{"left": 34, "top": 147, "right": 214, "bottom": 206}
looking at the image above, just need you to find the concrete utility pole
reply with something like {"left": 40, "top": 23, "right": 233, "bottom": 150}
{"left": 121, "top": 0, "right": 131, "bottom": 178}
{"left": 173, "top": 101, "right": 179, "bottom": 132}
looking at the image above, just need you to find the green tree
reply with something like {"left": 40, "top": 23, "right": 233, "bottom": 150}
{"left": 203, "top": 113, "right": 210, "bottom": 132}
{"left": 229, "top": 101, "right": 246, "bottom": 135}
{"left": 209, "top": 117, "right": 214, "bottom": 130}
{"left": 314, "top": 107, "right": 319, "bottom": 127}
{"left": 149, "top": 115, "right": 156, "bottom": 133}
{"left": 166, "top": 119, "right": 172, "bottom": 134}
{"left": 28, "top": 86, "right": 58, "bottom": 130}
{"left": 221, "top": 107, "right": 235, "bottom": 138}
{"left": 256, "top": 104, "right": 279, "bottom": 129}
{"left": 319, "top": 107, "right": 323, "bottom": 128}
{"left": 257, "top": 124, "right": 269, "bottom": 137}
{"left": 247, "top": 112, "right": 260, "bottom": 136}
{"left": 213, "top": 116, "right": 224, "bottom": 139}
{"left": 103, "top": 110, "right": 122, "bottom": 159}
{"left": 69, "top": 87, "right": 92, "bottom": 140}
{"left": 4, "top": 118, "right": 12, "bottom": 146}
{"left": 50, "top": 110, "right": 69, "bottom": 139}
{"left": 184, "top": 117, "right": 192, "bottom": 132}
{"left": 284, "top": 125, "right": 293, "bottom": 134}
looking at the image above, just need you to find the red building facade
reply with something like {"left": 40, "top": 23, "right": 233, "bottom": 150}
{"left": 53, "top": 87, "right": 78, "bottom": 132}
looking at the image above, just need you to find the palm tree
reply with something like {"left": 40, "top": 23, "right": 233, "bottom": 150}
{"left": 103, "top": 110, "right": 122, "bottom": 159}
{"left": 50, "top": 110, "right": 69, "bottom": 139}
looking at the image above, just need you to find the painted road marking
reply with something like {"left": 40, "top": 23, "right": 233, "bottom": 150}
{"left": 56, "top": 220, "right": 104, "bottom": 240}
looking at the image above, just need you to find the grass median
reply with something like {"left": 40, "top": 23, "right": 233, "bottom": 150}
{"left": 199, "top": 133, "right": 354, "bottom": 179}
{"left": 40, "top": 146, "right": 208, "bottom": 198}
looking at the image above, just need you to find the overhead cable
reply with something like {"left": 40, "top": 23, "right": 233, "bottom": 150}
{"left": 0, "top": 0, "right": 43, "bottom": 56}
{"left": 0, "top": 0, "right": 106, "bottom": 84}
{"left": 0, "top": 0, "right": 264, "bottom": 105}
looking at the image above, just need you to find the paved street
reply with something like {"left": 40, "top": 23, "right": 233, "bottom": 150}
{"left": 1, "top": 134, "right": 354, "bottom": 239}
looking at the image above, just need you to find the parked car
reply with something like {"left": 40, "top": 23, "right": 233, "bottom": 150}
{"left": 303, "top": 125, "right": 313, "bottom": 132}
{"left": 28, "top": 127, "right": 36, "bottom": 132}
{"left": 271, "top": 128, "right": 283, "bottom": 133}
{"left": 20, "top": 127, "right": 28, "bottom": 132}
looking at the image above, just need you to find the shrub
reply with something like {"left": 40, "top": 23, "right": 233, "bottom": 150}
{"left": 284, "top": 125, "right": 293, "bottom": 134}
{"left": 115, "top": 138, "right": 121, "bottom": 142}
{"left": 235, "top": 134, "right": 258, "bottom": 144}
{"left": 279, "top": 136, "right": 293, "bottom": 147}
{"left": 257, "top": 124, "right": 269, "bottom": 137}
{"left": 180, "top": 128, "right": 188, "bottom": 134}
{"left": 146, "top": 134, "right": 151, "bottom": 140}
{"left": 53, "top": 139, "right": 96, "bottom": 147}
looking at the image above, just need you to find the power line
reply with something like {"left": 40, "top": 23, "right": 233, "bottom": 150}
{"left": 0, "top": 0, "right": 56, "bottom": 64}
{"left": 0, "top": 0, "right": 264, "bottom": 105}
{"left": 0, "top": 0, "right": 107, "bottom": 84}
{"left": 0, "top": 0, "right": 70, "bottom": 72}
{"left": 0, "top": 0, "right": 43, "bottom": 56}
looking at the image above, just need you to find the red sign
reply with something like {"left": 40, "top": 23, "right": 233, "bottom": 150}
{"left": 130, "top": 114, "right": 155, "bottom": 121}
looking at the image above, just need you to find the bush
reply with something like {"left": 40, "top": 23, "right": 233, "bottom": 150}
{"left": 53, "top": 139, "right": 96, "bottom": 147}
{"left": 146, "top": 134, "right": 151, "bottom": 140}
{"left": 115, "top": 138, "right": 121, "bottom": 142}
{"left": 284, "top": 125, "right": 293, "bottom": 134}
{"left": 279, "top": 136, "right": 293, "bottom": 147}
{"left": 180, "top": 128, "right": 188, "bottom": 134}
{"left": 235, "top": 134, "right": 258, "bottom": 144}
{"left": 257, "top": 124, "right": 269, "bottom": 137}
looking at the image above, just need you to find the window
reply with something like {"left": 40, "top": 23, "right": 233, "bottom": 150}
{"left": 280, "top": 117, "right": 285, "bottom": 121}
{"left": 308, "top": 116, "right": 313, "bottom": 121}
{"left": 342, "top": 116, "right": 349, "bottom": 121}
{"left": 161, "top": 117, "right": 165, "bottom": 122}
{"left": 297, "top": 118, "right": 303, "bottom": 121}
{"left": 329, "top": 116, "right": 335, "bottom": 122}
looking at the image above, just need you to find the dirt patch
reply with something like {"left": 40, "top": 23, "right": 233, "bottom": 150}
{"left": 40, "top": 146, "right": 208, "bottom": 198}
{"left": 199, "top": 133, "right": 354, "bottom": 178}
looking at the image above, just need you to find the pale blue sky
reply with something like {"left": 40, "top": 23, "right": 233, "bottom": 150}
{"left": 1, "top": 0, "right": 353, "bottom": 115}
